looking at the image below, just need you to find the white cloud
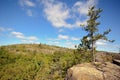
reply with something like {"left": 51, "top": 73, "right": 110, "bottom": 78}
{"left": 95, "top": 40, "right": 108, "bottom": 46}
{"left": 41, "top": 0, "right": 98, "bottom": 28}
{"left": 42, "top": 0, "right": 72, "bottom": 28}
{"left": 58, "top": 29, "right": 64, "bottom": 32}
{"left": 65, "top": 41, "right": 77, "bottom": 49}
{"left": 0, "top": 27, "right": 13, "bottom": 32}
{"left": 11, "top": 31, "right": 38, "bottom": 43}
{"left": 58, "top": 34, "right": 69, "bottom": 40}
{"left": 73, "top": 0, "right": 97, "bottom": 15}
{"left": 6, "top": 28, "right": 13, "bottom": 31}
{"left": 11, "top": 31, "right": 25, "bottom": 39}
{"left": 96, "top": 43, "right": 120, "bottom": 53}
{"left": 27, "top": 36, "right": 38, "bottom": 41}
{"left": 18, "top": 0, "right": 98, "bottom": 27}
{"left": 0, "top": 27, "right": 13, "bottom": 37}
{"left": 96, "top": 40, "right": 120, "bottom": 49}
{"left": 46, "top": 34, "right": 80, "bottom": 48}
{"left": 19, "top": 0, "right": 36, "bottom": 7}
{"left": 71, "top": 37, "right": 79, "bottom": 41}
{"left": 46, "top": 38, "right": 59, "bottom": 41}
{"left": 74, "top": 20, "right": 87, "bottom": 27}
{"left": 47, "top": 34, "right": 80, "bottom": 41}
{"left": 0, "top": 27, "right": 5, "bottom": 31}
{"left": 53, "top": 41, "right": 60, "bottom": 44}
{"left": 19, "top": 0, "right": 35, "bottom": 17}
{"left": 26, "top": 9, "right": 33, "bottom": 16}
{"left": 47, "top": 38, "right": 77, "bottom": 48}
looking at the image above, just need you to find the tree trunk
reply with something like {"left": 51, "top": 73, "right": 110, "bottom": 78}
{"left": 92, "top": 42, "right": 95, "bottom": 62}
{"left": 92, "top": 33, "right": 95, "bottom": 63}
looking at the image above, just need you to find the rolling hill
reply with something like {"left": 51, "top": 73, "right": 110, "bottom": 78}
{"left": 0, "top": 44, "right": 119, "bottom": 80}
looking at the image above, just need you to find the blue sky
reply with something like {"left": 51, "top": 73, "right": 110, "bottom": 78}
{"left": 0, "top": 0, "right": 120, "bottom": 53}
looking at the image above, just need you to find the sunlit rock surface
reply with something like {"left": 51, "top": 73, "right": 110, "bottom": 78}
{"left": 66, "top": 62, "right": 120, "bottom": 80}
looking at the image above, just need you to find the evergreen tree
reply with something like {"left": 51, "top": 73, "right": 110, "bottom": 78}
{"left": 77, "top": 6, "right": 114, "bottom": 62}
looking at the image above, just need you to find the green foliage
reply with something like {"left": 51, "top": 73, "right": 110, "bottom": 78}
{"left": 75, "top": 49, "right": 92, "bottom": 63}
{"left": 0, "top": 44, "right": 92, "bottom": 80}
{"left": 77, "top": 6, "right": 114, "bottom": 62}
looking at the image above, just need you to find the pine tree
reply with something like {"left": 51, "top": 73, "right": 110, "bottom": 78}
{"left": 77, "top": 6, "right": 114, "bottom": 62}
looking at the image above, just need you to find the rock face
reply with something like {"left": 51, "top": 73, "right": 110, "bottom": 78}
{"left": 66, "top": 62, "right": 120, "bottom": 80}
{"left": 95, "top": 52, "right": 120, "bottom": 62}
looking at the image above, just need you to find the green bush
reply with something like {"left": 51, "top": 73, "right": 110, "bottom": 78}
{"left": 0, "top": 45, "right": 91, "bottom": 80}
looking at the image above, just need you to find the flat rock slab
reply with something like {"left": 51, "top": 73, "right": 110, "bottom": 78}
{"left": 66, "top": 62, "right": 120, "bottom": 80}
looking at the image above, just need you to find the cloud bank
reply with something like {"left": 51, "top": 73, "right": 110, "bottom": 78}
{"left": 41, "top": 0, "right": 98, "bottom": 28}
{"left": 19, "top": 0, "right": 36, "bottom": 16}
{"left": 19, "top": 0, "right": 98, "bottom": 28}
{"left": 11, "top": 31, "right": 38, "bottom": 43}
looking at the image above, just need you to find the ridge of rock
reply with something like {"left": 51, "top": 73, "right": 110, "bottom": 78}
{"left": 66, "top": 62, "right": 120, "bottom": 80}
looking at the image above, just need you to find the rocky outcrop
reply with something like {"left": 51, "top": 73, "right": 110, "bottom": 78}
{"left": 95, "top": 52, "right": 120, "bottom": 62}
{"left": 66, "top": 62, "right": 120, "bottom": 80}
{"left": 95, "top": 52, "right": 113, "bottom": 62}
{"left": 113, "top": 59, "right": 120, "bottom": 66}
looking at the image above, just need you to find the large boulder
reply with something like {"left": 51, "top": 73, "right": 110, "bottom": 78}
{"left": 66, "top": 62, "right": 120, "bottom": 80}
